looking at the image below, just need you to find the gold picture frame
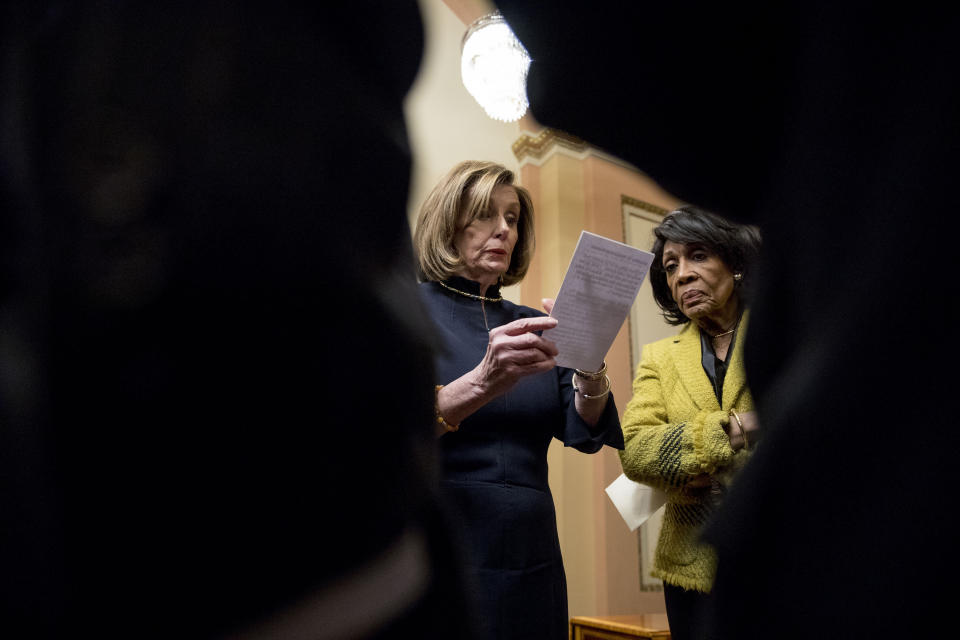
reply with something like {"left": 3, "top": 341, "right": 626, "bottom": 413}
{"left": 621, "top": 195, "right": 672, "bottom": 592}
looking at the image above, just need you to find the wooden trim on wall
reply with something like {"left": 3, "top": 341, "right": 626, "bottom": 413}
{"left": 621, "top": 195, "right": 670, "bottom": 217}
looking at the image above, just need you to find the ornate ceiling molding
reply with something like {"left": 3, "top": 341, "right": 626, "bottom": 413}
{"left": 512, "top": 127, "right": 640, "bottom": 172}
{"left": 512, "top": 128, "right": 588, "bottom": 162}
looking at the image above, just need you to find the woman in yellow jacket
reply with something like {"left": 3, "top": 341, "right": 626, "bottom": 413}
{"left": 619, "top": 206, "right": 762, "bottom": 640}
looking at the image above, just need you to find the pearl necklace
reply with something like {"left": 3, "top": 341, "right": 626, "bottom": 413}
{"left": 436, "top": 279, "right": 502, "bottom": 302}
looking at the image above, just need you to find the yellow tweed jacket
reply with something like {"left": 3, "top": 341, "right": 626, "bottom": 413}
{"left": 619, "top": 314, "right": 754, "bottom": 593}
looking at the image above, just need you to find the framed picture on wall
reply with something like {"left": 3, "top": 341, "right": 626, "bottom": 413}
{"left": 621, "top": 195, "right": 673, "bottom": 592}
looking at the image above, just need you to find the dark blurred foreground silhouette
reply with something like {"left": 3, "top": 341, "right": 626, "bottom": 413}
{"left": 1, "top": 2, "right": 475, "bottom": 637}
{"left": 498, "top": 1, "right": 959, "bottom": 638}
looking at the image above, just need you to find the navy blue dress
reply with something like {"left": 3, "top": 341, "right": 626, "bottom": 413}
{"left": 421, "top": 277, "right": 624, "bottom": 640}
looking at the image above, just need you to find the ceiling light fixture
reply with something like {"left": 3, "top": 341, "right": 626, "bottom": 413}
{"left": 460, "top": 12, "right": 531, "bottom": 123}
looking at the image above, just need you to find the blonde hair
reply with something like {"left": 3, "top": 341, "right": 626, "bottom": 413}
{"left": 414, "top": 160, "right": 534, "bottom": 287}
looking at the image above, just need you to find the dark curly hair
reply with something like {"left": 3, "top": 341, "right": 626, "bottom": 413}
{"left": 649, "top": 205, "right": 762, "bottom": 325}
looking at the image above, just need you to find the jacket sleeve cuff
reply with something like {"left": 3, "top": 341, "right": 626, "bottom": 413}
{"left": 690, "top": 410, "right": 735, "bottom": 473}
{"left": 561, "top": 391, "right": 624, "bottom": 453}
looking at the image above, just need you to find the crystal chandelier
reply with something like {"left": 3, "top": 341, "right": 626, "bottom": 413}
{"left": 460, "top": 12, "right": 531, "bottom": 123}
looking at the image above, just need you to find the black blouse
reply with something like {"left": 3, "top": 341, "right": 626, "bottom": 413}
{"left": 699, "top": 320, "right": 741, "bottom": 404}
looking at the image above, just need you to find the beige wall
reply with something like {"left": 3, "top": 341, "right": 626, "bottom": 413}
{"left": 516, "top": 135, "right": 682, "bottom": 616}
{"left": 407, "top": 0, "right": 685, "bottom": 619}
{"left": 404, "top": 1, "right": 517, "bottom": 219}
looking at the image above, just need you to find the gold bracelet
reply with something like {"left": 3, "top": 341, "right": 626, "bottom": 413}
{"left": 574, "top": 361, "right": 607, "bottom": 381}
{"left": 573, "top": 373, "right": 611, "bottom": 400}
{"left": 729, "top": 409, "right": 747, "bottom": 450}
{"left": 435, "top": 385, "right": 459, "bottom": 433}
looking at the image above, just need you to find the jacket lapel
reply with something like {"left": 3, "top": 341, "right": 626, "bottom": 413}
{"left": 672, "top": 322, "right": 720, "bottom": 411}
{"left": 721, "top": 311, "right": 751, "bottom": 411}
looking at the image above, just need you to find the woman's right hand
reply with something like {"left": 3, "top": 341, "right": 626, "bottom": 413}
{"left": 435, "top": 315, "right": 559, "bottom": 433}
{"left": 737, "top": 410, "right": 761, "bottom": 448}
{"left": 728, "top": 410, "right": 760, "bottom": 450}
{"left": 473, "top": 315, "right": 559, "bottom": 398}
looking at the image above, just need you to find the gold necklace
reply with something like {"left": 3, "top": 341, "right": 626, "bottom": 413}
{"left": 709, "top": 327, "right": 735, "bottom": 339}
{"left": 437, "top": 279, "right": 502, "bottom": 302}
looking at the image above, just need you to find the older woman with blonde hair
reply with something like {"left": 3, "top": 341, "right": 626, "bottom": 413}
{"left": 414, "top": 160, "right": 624, "bottom": 640}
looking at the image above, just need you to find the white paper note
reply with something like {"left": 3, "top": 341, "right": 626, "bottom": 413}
{"left": 605, "top": 473, "right": 667, "bottom": 531}
{"left": 543, "top": 231, "right": 654, "bottom": 371}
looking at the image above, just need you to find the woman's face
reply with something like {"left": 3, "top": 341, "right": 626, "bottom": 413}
{"left": 662, "top": 240, "right": 738, "bottom": 324}
{"left": 454, "top": 184, "right": 520, "bottom": 287}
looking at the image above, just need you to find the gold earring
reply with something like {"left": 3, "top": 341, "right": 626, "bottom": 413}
{"left": 734, "top": 273, "right": 743, "bottom": 281}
